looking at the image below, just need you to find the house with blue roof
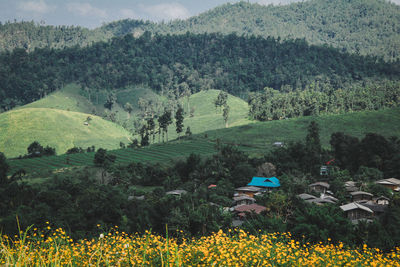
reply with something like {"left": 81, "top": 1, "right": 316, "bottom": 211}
{"left": 247, "top": 177, "right": 280, "bottom": 189}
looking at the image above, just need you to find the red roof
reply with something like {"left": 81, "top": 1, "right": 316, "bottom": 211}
{"left": 208, "top": 184, "right": 217, "bottom": 189}
{"left": 234, "top": 204, "right": 267, "bottom": 214}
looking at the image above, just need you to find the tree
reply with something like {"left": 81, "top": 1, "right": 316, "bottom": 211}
{"left": 175, "top": 105, "right": 184, "bottom": 138}
{"left": 124, "top": 102, "right": 133, "bottom": 119}
{"left": 104, "top": 92, "right": 117, "bottom": 110}
{"left": 147, "top": 118, "right": 155, "bottom": 144}
{"left": 222, "top": 104, "right": 230, "bottom": 128}
{"left": 0, "top": 152, "right": 9, "bottom": 185}
{"left": 159, "top": 109, "right": 172, "bottom": 142}
{"left": 94, "top": 148, "right": 116, "bottom": 184}
{"left": 185, "top": 126, "right": 192, "bottom": 137}
{"left": 214, "top": 91, "right": 228, "bottom": 112}
{"left": 305, "top": 121, "right": 321, "bottom": 174}
{"left": 27, "top": 141, "right": 43, "bottom": 157}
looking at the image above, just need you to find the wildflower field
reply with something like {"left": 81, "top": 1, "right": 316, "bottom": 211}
{"left": 1, "top": 226, "right": 399, "bottom": 266}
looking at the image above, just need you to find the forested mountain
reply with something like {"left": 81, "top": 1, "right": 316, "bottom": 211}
{"left": 1, "top": 32, "right": 399, "bottom": 111}
{"left": 0, "top": 21, "right": 111, "bottom": 52}
{"left": 1, "top": 0, "right": 399, "bottom": 61}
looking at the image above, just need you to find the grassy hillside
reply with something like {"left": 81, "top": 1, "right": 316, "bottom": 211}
{"left": 8, "top": 107, "right": 400, "bottom": 174}
{"left": 198, "top": 107, "right": 400, "bottom": 153}
{"left": 165, "top": 90, "right": 251, "bottom": 141}
{"left": 18, "top": 84, "right": 95, "bottom": 114}
{"left": 0, "top": 108, "right": 132, "bottom": 158}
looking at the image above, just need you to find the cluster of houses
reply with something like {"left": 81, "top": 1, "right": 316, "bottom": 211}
{"left": 298, "top": 178, "right": 400, "bottom": 224}
{"left": 230, "top": 177, "right": 281, "bottom": 226}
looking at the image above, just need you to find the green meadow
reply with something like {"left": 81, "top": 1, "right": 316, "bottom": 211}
{"left": 7, "top": 107, "right": 400, "bottom": 174}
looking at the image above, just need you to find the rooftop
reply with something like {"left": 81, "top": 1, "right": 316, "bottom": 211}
{"left": 309, "top": 182, "right": 330, "bottom": 189}
{"left": 340, "top": 202, "right": 373, "bottom": 213}
{"left": 234, "top": 204, "right": 267, "bottom": 214}
{"left": 247, "top": 177, "right": 280, "bottom": 188}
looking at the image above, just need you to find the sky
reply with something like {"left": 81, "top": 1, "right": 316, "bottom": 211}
{"left": 1, "top": 0, "right": 399, "bottom": 29}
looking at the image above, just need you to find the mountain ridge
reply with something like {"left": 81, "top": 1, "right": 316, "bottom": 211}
{"left": 0, "top": 0, "right": 399, "bottom": 60}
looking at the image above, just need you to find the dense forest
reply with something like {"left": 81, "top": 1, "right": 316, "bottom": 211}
{"left": 248, "top": 81, "right": 400, "bottom": 120}
{"left": 0, "top": 32, "right": 399, "bottom": 112}
{"left": 1, "top": 0, "right": 399, "bottom": 61}
{"left": 1, "top": 123, "right": 399, "bottom": 250}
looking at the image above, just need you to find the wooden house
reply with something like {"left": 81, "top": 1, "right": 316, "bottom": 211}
{"left": 309, "top": 182, "right": 330, "bottom": 194}
{"left": 340, "top": 202, "right": 373, "bottom": 222}
{"left": 350, "top": 191, "right": 373, "bottom": 202}
{"left": 376, "top": 178, "right": 400, "bottom": 191}
{"left": 234, "top": 204, "right": 267, "bottom": 218}
{"left": 233, "top": 195, "right": 256, "bottom": 206}
{"left": 375, "top": 196, "right": 390, "bottom": 205}
{"left": 235, "top": 186, "right": 263, "bottom": 198}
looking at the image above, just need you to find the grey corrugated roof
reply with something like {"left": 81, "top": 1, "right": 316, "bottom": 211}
{"left": 309, "top": 182, "right": 330, "bottom": 188}
{"left": 376, "top": 178, "right": 400, "bottom": 185}
{"left": 235, "top": 186, "right": 263, "bottom": 192}
{"left": 233, "top": 196, "right": 256, "bottom": 202}
{"left": 350, "top": 191, "right": 373, "bottom": 197}
{"left": 297, "top": 193, "right": 317, "bottom": 200}
{"left": 340, "top": 202, "right": 373, "bottom": 213}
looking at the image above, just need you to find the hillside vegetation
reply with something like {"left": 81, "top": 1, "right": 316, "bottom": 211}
{"left": 0, "top": 108, "right": 132, "bottom": 157}
{"left": 1, "top": 0, "right": 399, "bottom": 61}
{"left": 8, "top": 107, "right": 400, "bottom": 173}
{"left": 1, "top": 32, "right": 398, "bottom": 111}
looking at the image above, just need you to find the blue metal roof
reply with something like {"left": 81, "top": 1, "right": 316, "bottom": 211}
{"left": 247, "top": 177, "right": 280, "bottom": 188}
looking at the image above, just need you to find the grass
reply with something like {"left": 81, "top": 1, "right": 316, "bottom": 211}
{"left": 1, "top": 227, "right": 399, "bottom": 266}
{"left": 0, "top": 108, "right": 132, "bottom": 158}
{"left": 7, "top": 140, "right": 218, "bottom": 174}
{"left": 7, "top": 107, "right": 400, "bottom": 175}
{"left": 17, "top": 84, "right": 96, "bottom": 114}
{"left": 197, "top": 107, "right": 400, "bottom": 151}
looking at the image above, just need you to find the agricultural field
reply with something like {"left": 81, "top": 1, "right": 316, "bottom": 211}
{"left": 7, "top": 107, "right": 400, "bottom": 174}
{"left": 7, "top": 140, "right": 220, "bottom": 174}
{"left": 1, "top": 227, "right": 399, "bottom": 266}
{"left": 197, "top": 107, "right": 400, "bottom": 151}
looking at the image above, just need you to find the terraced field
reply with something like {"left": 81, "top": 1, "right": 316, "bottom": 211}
{"left": 7, "top": 140, "right": 221, "bottom": 174}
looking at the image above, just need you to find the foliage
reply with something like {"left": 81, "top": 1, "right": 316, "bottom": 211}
{"left": 1, "top": 228, "right": 399, "bottom": 266}
{"left": 0, "top": 32, "right": 398, "bottom": 111}
{"left": 1, "top": 0, "right": 399, "bottom": 61}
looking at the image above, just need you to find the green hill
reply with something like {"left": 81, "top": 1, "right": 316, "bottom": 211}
{"left": 18, "top": 84, "right": 95, "bottom": 114}
{"left": 0, "top": 108, "right": 132, "bottom": 158}
{"left": 8, "top": 107, "right": 400, "bottom": 174}
{"left": 165, "top": 90, "right": 251, "bottom": 141}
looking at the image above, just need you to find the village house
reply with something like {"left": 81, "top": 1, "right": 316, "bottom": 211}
{"left": 234, "top": 203, "right": 267, "bottom": 219}
{"left": 273, "top": 142, "right": 284, "bottom": 147}
{"left": 376, "top": 178, "right": 400, "bottom": 192}
{"left": 247, "top": 176, "right": 281, "bottom": 190}
{"left": 375, "top": 196, "right": 390, "bottom": 205}
{"left": 297, "top": 193, "right": 317, "bottom": 201}
{"left": 165, "top": 189, "right": 187, "bottom": 198}
{"left": 340, "top": 202, "right": 373, "bottom": 223}
{"left": 350, "top": 191, "right": 374, "bottom": 202}
{"left": 234, "top": 186, "right": 263, "bottom": 198}
{"left": 309, "top": 182, "right": 330, "bottom": 194}
{"left": 233, "top": 195, "right": 256, "bottom": 206}
{"left": 344, "top": 181, "right": 359, "bottom": 192}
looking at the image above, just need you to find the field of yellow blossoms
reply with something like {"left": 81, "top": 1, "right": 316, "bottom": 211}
{"left": 1, "top": 224, "right": 399, "bottom": 266}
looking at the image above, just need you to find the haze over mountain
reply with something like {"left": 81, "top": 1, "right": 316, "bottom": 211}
{"left": 1, "top": 0, "right": 399, "bottom": 61}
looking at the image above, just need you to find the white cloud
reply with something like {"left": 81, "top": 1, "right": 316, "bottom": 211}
{"left": 141, "top": 3, "right": 190, "bottom": 21}
{"left": 66, "top": 3, "right": 107, "bottom": 18}
{"left": 120, "top": 8, "right": 136, "bottom": 19}
{"left": 17, "top": 0, "right": 54, "bottom": 14}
